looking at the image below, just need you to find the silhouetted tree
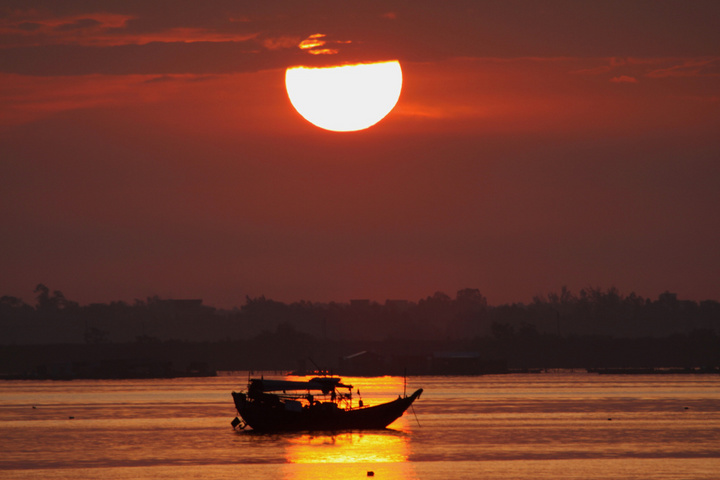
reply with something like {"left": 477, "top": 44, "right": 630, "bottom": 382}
{"left": 34, "top": 284, "right": 51, "bottom": 311}
{"left": 1, "top": 295, "right": 27, "bottom": 309}
{"left": 33, "top": 284, "right": 78, "bottom": 312}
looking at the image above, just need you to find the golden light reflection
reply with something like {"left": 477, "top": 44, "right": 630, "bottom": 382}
{"left": 282, "top": 429, "right": 416, "bottom": 480}
{"left": 286, "top": 430, "right": 409, "bottom": 464}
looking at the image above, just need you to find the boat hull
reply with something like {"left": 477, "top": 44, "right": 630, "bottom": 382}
{"left": 233, "top": 388, "right": 422, "bottom": 432}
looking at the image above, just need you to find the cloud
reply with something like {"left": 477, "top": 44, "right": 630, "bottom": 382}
{"left": 0, "top": 12, "right": 134, "bottom": 47}
{"left": 572, "top": 64, "right": 614, "bottom": 76}
{"left": 572, "top": 57, "right": 720, "bottom": 84}
{"left": 54, "top": 17, "right": 102, "bottom": 32}
{"left": 647, "top": 58, "right": 720, "bottom": 78}
{"left": 0, "top": 9, "right": 254, "bottom": 47}
{"left": 16, "top": 22, "right": 43, "bottom": 32}
{"left": 610, "top": 75, "right": 638, "bottom": 83}
{"left": 2, "top": 2, "right": 720, "bottom": 76}
{"left": 572, "top": 57, "right": 630, "bottom": 76}
{"left": 0, "top": 73, "right": 151, "bottom": 125}
{"left": 298, "top": 33, "right": 338, "bottom": 55}
{"left": 261, "top": 35, "right": 301, "bottom": 51}
{"left": 296, "top": 33, "right": 356, "bottom": 56}
{"left": 0, "top": 41, "right": 285, "bottom": 76}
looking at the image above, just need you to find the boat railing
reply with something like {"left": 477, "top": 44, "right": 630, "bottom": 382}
{"left": 252, "top": 389, "right": 361, "bottom": 409}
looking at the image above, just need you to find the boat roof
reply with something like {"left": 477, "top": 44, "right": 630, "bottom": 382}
{"left": 249, "top": 377, "right": 353, "bottom": 393}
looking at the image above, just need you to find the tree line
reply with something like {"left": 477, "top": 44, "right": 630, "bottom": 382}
{"left": 2, "top": 284, "right": 719, "bottom": 345}
{"left": 2, "top": 284, "right": 720, "bottom": 375}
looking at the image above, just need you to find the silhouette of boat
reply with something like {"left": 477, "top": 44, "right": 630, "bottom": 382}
{"left": 231, "top": 376, "right": 422, "bottom": 432}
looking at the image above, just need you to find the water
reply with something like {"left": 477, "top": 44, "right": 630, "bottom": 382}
{"left": 2, "top": 373, "right": 719, "bottom": 479}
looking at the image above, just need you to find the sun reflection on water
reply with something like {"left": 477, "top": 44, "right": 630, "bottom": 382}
{"left": 282, "top": 428, "right": 416, "bottom": 480}
{"left": 286, "top": 429, "right": 409, "bottom": 464}
{"left": 280, "top": 375, "right": 418, "bottom": 480}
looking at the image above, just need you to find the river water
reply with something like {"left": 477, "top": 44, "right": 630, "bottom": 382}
{"left": 1, "top": 373, "right": 719, "bottom": 479}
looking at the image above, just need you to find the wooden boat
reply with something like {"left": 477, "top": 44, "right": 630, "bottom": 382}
{"left": 231, "top": 376, "right": 422, "bottom": 432}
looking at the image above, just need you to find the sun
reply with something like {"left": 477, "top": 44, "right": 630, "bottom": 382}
{"left": 285, "top": 60, "right": 403, "bottom": 132}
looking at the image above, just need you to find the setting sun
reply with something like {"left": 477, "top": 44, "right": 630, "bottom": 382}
{"left": 285, "top": 60, "right": 403, "bottom": 132}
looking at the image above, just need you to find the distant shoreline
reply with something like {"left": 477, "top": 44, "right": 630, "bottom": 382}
{"left": 3, "top": 366, "right": 720, "bottom": 381}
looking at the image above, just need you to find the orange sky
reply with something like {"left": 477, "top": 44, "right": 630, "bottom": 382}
{"left": 1, "top": 1, "right": 719, "bottom": 307}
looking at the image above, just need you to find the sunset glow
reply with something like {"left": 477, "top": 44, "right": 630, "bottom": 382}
{"left": 285, "top": 61, "right": 403, "bottom": 132}
{"left": 1, "top": 2, "right": 719, "bottom": 308}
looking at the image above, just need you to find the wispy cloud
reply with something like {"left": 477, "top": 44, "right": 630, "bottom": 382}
{"left": 571, "top": 57, "right": 720, "bottom": 84}
{"left": 610, "top": 75, "right": 638, "bottom": 83}
{"left": 0, "top": 10, "right": 255, "bottom": 47}
{"left": 297, "top": 33, "right": 353, "bottom": 56}
{"left": 261, "top": 35, "right": 301, "bottom": 51}
{"left": 0, "top": 12, "right": 134, "bottom": 46}
{"left": 0, "top": 73, "right": 148, "bottom": 125}
{"left": 2, "top": 3, "right": 720, "bottom": 77}
{"left": 647, "top": 58, "right": 720, "bottom": 78}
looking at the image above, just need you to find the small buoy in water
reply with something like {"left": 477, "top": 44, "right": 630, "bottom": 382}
{"left": 69, "top": 416, "right": 74, "bottom": 419}
{"left": 608, "top": 418, "right": 612, "bottom": 421}
{"left": 32, "top": 406, "right": 37, "bottom": 409}
{"left": 684, "top": 407, "right": 689, "bottom": 410}
{"left": 367, "top": 472, "right": 374, "bottom": 477}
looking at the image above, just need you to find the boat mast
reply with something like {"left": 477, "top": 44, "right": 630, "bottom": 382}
{"left": 403, "top": 368, "right": 407, "bottom": 397}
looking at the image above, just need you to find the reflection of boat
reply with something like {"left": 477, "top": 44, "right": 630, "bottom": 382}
{"left": 231, "top": 376, "right": 422, "bottom": 432}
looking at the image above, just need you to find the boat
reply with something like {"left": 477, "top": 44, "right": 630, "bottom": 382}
{"left": 231, "top": 376, "right": 423, "bottom": 432}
